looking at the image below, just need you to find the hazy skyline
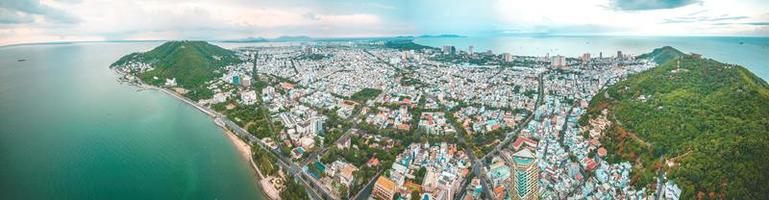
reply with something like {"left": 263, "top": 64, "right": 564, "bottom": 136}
{"left": 1, "top": 0, "right": 768, "bottom": 45}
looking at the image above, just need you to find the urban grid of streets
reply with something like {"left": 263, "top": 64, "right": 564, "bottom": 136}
{"left": 115, "top": 40, "right": 682, "bottom": 200}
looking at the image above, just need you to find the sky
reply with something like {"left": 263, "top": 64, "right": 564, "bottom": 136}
{"left": 1, "top": 0, "right": 768, "bottom": 45}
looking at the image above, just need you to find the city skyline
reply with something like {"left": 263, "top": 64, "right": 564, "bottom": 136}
{"left": 2, "top": 0, "right": 769, "bottom": 46}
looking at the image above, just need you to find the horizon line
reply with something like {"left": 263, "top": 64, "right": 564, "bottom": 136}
{"left": 2, "top": 34, "right": 767, "bottom": 48}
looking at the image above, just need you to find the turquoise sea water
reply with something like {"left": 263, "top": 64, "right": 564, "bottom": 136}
{"left": 0, "top": 42, "right": 266, "bottom": 199}
{"left": 415, "top": 36, "right": 769, "bottom": 81}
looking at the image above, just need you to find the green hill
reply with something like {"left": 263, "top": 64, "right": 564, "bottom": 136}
{"left": 637, "top": 46, "right": 686, "bottom": 64}
{"left": 112, "top": 41, "right": 241, "bottom": 89}
{"left": 583, "top": 52, "right": 769, "bottom": 198}
{"left": 111, "top": 41, "right": 241, "bottom": 100}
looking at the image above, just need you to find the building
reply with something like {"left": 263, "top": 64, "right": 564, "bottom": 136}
{"left": 373, "top": 176, "right": 397, "bottom": 200}
{"left": 663, "top": 181, "right": 682, "bottom": 200}
{"left": 551, "top": 55, "right": 566, "bottom": 68}
{"left": 312, "top": 118, "right": 324, "bottom": 135}
{"left": 468, "top": 45, "right": 474, "bottom": 55}
{"left": 512, "top": 137, "right": 538, "bottom": 151}
{"left": 241, "top": 90, "right": 257, "bottom": 105}
{"left": 581, "top": 53, "right": 591, "bottom": 63}
{"left": 241, "top": 75, "right": 252, "bottom": 87}
{"left": 503, "top": 53, "right": 513, "bottom": 62}
{"left": 510, "top": 148, "right": 539, "bottom": 200}
{"left": 617, "top": 50, "right": 623, "bottom": 59}
{"left": 442, "top": 45, "right": 456, "bottom": 55}
{"left": 231, "top": 75, "right": 240, "bottom": 85}
{"left": 303, "top": 46, "right": 314, "bottom": 55}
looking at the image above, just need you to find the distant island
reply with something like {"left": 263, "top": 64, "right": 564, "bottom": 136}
{"left": 220, "top": 35, "right": 313, "bottom": 43}
{"left": 395, "top": 34, "right": 466, "bottom": 39}
{"left": 583, "top": 47, "right": 769, "bottom": 198}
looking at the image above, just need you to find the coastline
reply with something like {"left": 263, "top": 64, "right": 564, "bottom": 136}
{"left": 219, "top": 127, "right": 282, "bottom": 200}
{"left": 135, "top": 82, "right": 281, "bottom": 200}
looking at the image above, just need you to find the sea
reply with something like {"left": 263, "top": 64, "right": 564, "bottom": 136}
{"left": 0, "top": 36, "right": 766, "bottom": 199}
{"left": 0, "top": 42, "right": 267, "bottom": 199}
{"left": 414, "top": 36, "right": 769, "bottom": 81}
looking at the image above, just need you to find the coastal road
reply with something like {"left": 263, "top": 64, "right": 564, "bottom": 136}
{"left": 147, "top": 84, "right": 334, "bottom": 200}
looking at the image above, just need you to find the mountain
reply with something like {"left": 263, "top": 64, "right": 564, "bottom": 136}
{"left": 583, "top": 52, "right": 769, "bottom": 198}
{"left": 271, "top": 35, "right": 312, "bottom": 42}
{"left": 416, "top": 34, "right": 466, "bottom": 38}
{"left": 637, "top": 46, "right": 686, "bottom": 65}
{"left": 384, "top": 40, "right": 438, "bottom": 51}
{"left": 112, "top": 41, "right": 241, "bottom": 89}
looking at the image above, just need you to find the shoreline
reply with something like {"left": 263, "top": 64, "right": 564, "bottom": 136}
{"left": 134, "top": 82, "right": 281, "bottom": 200}
{"left": 219, "top": 127, "right": 282, "bottom": 200}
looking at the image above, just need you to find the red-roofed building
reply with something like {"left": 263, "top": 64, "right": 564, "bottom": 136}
{"left": 582, "top": 157, "right": 597, "bottom": 171}
{"left": 597, "top": 147, "right": 607, "bottom": 158}
{"left": 512, "top": 137, "right": 538, "bottom": 151}
{"left": 367, "top": 157, "right": 380, "bottom": 167}
{"left": 493, "top": 185, "right": 505, "bottom": 200}
{"left": 280, "top": 82, "right": 294, "bottom": 90}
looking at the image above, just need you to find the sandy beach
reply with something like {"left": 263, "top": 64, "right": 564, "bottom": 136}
{"left": 220, "top": 128, "right": 281, "bottom": 200}
{"left": 132, "top": 80, "right": 283, "bottom": 200}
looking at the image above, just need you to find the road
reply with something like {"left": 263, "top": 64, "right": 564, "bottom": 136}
{"left": 481, "top": 72, "right": 545, "bottom": 161}
{"left": 146, "top": 84, "right": 334, "bottom": 200}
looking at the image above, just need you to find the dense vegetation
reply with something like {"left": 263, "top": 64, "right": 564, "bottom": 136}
{"left": 350, "top": 88, "right": 382, "bottom": 103}
{"left": 281, "top": 175, "right": 310, "bottom": 200}
{"left": 384, "top": 40, "right": 437, "bottom": 51}
{"left": 252, "top": 145, "right": 279, "bottom": 176}
{"left": 637, "top": 46, "right": 685, "bottom": 65}
{"left": 112, "top": 41, "right": 242, "bottom": 97}
{"left": 584, "top": 52, "right": 769, "bottom": 198}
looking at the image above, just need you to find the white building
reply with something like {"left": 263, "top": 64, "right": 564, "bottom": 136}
{"left": 240, "top": 90, "right": 257, "bottom": 105}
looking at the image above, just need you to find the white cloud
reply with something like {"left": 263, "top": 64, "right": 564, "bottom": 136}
{"left": 0, "top": 0, "right": 767, "bottom": 46}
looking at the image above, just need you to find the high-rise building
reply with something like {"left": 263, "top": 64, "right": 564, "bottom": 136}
{"left": 442, "top": 45, "right": 456, "bottom": 54}
{"left": 303, "top": 46, "right": 314, "bottom": 55}
{"left": 510, "top": 148, "right": 539, "bottom": 200}
{"left": 551, "top": 55, "right": 566, "bottom": 68}
{"left": 468, "top": 45, "right": 474, "bottom": 55}
{"left": 617, "top": 50, "right": 623, "bottom": 59}
{"left": 581, "top": 53, "right": 591, "bottom": 63}
{"left": 503, "top": 53, "right": 513, "bottom": 62}
{"left": 373, "top": 176, "right": 396, "bottom": 200}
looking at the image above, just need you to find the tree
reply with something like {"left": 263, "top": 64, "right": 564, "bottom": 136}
{"left": 414, "top": 167, "right": 427, "bottom": 184}
{"left": 410, "top": 191, "right": 421, "bottom": 200}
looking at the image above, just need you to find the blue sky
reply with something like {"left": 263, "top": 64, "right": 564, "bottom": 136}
{"left": 1, "top": 0, "right": 768, "bottom": 45}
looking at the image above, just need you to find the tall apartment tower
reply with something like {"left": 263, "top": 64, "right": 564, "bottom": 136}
{"left": 511, "top": 148, "right": 539, "bottom": 200}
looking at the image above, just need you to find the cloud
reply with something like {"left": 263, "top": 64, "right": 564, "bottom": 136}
{"left": 713, "top": 22, "right": 769, "bottom": 26}
{"left": 0, "top": 0, "right": 80, "bottom": 24}
{"left": 610, "top": 0, "right": 701, "bottom": 10}
{"left": 0, "top": 7, "right": 35, "bottom": 24}
{"left": 663, "top": 15, "right": 748, "bottom": 23}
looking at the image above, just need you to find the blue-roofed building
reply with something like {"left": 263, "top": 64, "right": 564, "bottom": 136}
{"left": 231, "top": 75, "right": 240, "bottom": 85}
{"left": 314, "top": 161, "right": 326, "bottom": 172}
